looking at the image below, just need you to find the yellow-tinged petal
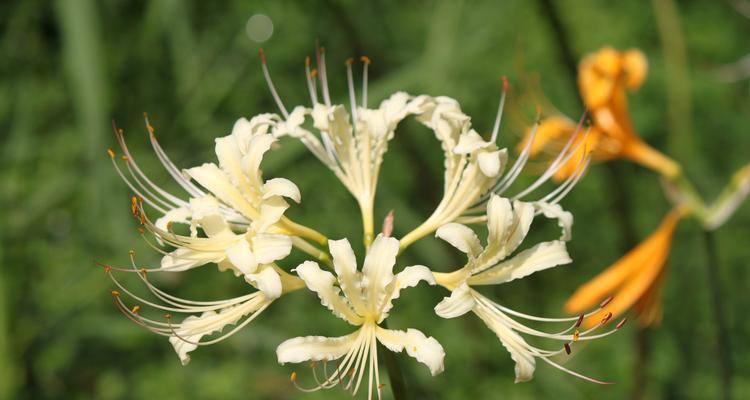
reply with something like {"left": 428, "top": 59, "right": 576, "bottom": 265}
{"left": 622, "top": 49, "right": 648, "bottom": 89}
{"left": 566, "top": 208, "right": 684, "bottom": 328}
{"left": 520, "top": 116, "right": 577, "bottom": 157}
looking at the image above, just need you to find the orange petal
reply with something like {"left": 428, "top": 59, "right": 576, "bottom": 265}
{"left": 552, "top": 132, "right": 601, "bottom": 181}
{"left": 622, "top": 49, "right": 648, "bottom": 90}
{"left": 519, "top": 116, "right": 576, "bottom": 157}
{"left": 576, "top": 208, "right": 683, "bottom": 328}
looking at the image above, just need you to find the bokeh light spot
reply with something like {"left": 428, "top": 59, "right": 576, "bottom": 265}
{"left": 246, "top": 14, "right": 273, "bottom": 43}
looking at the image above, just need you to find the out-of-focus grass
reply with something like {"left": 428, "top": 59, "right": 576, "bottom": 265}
{"left": 1, "top": 0, "right": 748, "bottom": 399}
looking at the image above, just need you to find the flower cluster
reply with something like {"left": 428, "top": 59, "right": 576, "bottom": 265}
{"left": 103, "top": 46, "right": 623, "bottom": 398}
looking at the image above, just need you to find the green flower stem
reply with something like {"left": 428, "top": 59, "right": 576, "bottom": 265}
{"left": 702, "top": 230, "right": 733, "bottom": 400}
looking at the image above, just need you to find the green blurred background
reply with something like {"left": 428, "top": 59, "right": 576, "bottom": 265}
{"left": 2, "top": 0, "right": 749, "bottom": 399}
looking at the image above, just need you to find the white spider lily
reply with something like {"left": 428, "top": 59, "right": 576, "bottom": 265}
{"left": 276, "top": 235, "right": 444, "bottom": 399}
{"left": 103, "top": 252, "right": 305, "bottom": 365}
{"left": 432, "top": 194, "right": 623, "bottom": 383}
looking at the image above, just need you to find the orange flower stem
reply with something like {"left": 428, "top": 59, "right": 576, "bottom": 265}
{"left": 702, "top": 230, "right": 733, "bottom": 400}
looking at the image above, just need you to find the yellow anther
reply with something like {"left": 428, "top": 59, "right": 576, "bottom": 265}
{"left": 121, "top": 155, "right": 129, "bottom": 161}
{"left": 111, "top": 290, "right": 120, "bottom": 297}
{"left": 128, "top": 249, "right": 135, "bottom": 256}
{"left": 166, "top": 221, "right": 174, "bottom": 231}
{"left": 107, "top": 148, "right": 115, "bottom": 158}
{"left": 573, "top": 329, "right": 580, "bottom": 342}
{"left": 310, "top": 68, "right": 318, "bottom": 78}
{"left": 290, "top": 371, "right": 297, "bottom": 382}
{"left": 601, "top": 312, "right": 613, "bottom": 325}
{"left": 360, "top": 55, "right": 371, "bottom": 65}
{"left": 131, "top": 305, "right": 140, "bottom": 314}
{"left": 130, "top": 196, "right": 139, "bottom": 217}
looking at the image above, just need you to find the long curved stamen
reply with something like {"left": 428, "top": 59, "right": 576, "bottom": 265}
{"left": 315, "top": 43, "right": 332, "bottom": 107}
{"left": 259, "top": 48, "right": 289, "bottom": 118}
{"left": 547, "top": 153, "right": 591, "bottom": 205}
{"left": 345, "top": 58, "right": 359, "bottom": 124}
{"left": 489, "top": 76, "right": 509, "bottom": 144}
{"left": 360, "top": 56, "right": 370, "bottom": 108}
{"left": 305, "top": 56, "right": 319, "bottom": 105}
{"left": 512, "top": 113, "right": 588, "bottom": 200}
{"left": 537, "top": 147, "right": 591, "bottom": 204}
{"left": 491, "top": 119, "right": 539, "bottom": 197}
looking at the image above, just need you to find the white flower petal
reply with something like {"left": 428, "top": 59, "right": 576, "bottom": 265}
{"left": 186, "top": 163, "right": 258, "bottom": 220}
{"left": 277, "top": 330, "right": 361, "bottom": 364}
{"left": 241, "top": 134, "right": 275, "bottom": 185}
{"left": 294, "top": 261, "right": 362, "bottom": 324}
{"left": 254, "top": 196, "right": 289, "bottom": 232}
{"left": 453, "top": 130, "right": 489, "bottom": 154}
{"left": 477, "top": 149, "right": 508, "bottom": 178}
{"left": 535, "top": 202, "right": 573, "bottom": 241}
{"left": 215, "top": 135, "right": 254, "bottom": 198}
{"left": 262, "top": 177, "right": 301, "bottom": 203}
{"left": 375, "top": 327, "right": 445, "bottom": 376}
{"left": 474, "top": 299, "right": 536, "bottom": 382}
{"left": 225, "top": 239, "right": 257, "bottom": 275}
{"left": 436, "top": 223, "right": 482, "bottom": 256}
{"left": 486, "top": 195, "right": 513, "bottom": 245}
{"left": 245, "top": 265, "right": 282, "bottom": 300}
{"left": 362, "top": 235, "right": 399, "bottom": 312}
{"left": 329, "top": 238, "right": 365, "bottom": 314}
{"left": 161, "top": 247, "right": 224, "bottom": 272}
{"left": 188, "top": 196, "right": 231, "bottom": 237}
{"left": 379, "top": 265, "right": 436, "bottom": 321}
{"left": 434, "top": 282, "right": 475, "bottom": 318}
{"left": 469, "top": 241, "right": 571, "bottom": 285}
{"left": 251, "top": 233, "right": 292, "bottom": 264}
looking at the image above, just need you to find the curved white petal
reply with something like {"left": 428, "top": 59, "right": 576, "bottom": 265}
{"left": 477, "top": 149, "right": 508, "bottom": 178}
{"left": 486, "top": 195, "right": 513, "bottom": 245}
{"left": 241, "top": 134, "right": 276, "bottom": 185}
{"left": 161, "top": 247, "right": 225, "bottom": 272}
{"left": 434, "top": 282, "right": 475, "bottom": 318}
{"left": 262, "top": 177, "right": 301, "bottom": 203}
{"left": 155, "top": 206, "right": 192, "bottom": 235}
{"left": 254, "top": 196, "right": 289, "bottom": 232}
{"left": 379, "top": 265, "right": 436, "bottom": 320}
{"left": 277, "top": 330, "right": 361, "bottom": 364}
{"left": 215, "top": 135, "right": 254, "bottom": 198}
{"left": 469, "top": 241, "right": 571, "bottom": 285}
{"left": 535, "top": 202, "right": 573, "bottom": 241}
{"left": 251, "top": 233, "right": 292, "bottom": 264}
{"left": 375, "top": 327, "right": 445, "bottom": 376}
{"left": 362, "top": 235, "right": 399, "bottom": 312}
{"left": 186, "top": 163, "right": 258, "bottom": 220}
{"left": 294, "top": 261, "right": 362, "bottom": 324}
{"left": 329, "top": 238, "right": 365, "bottom": 314}
{"left": 225, "top": 239, "right": 257, "bottom": 275}
{"left": 436, "top": 223, "right": 481, "bottom": 256}
{"left": 453, "top": 130, "right": 489, "bottom": 154}
{"left": 474, "top": 300, "right": 536, "bottom": 382}
{"left": 245, "top": 265, "right": 282, "bottom": 300}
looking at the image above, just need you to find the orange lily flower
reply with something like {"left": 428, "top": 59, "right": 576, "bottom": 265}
{"left": 522, "top": 47, "right": 680, "bottom": 181}
{"left": 564, "top": 207, "right": 686, "bottom": 328}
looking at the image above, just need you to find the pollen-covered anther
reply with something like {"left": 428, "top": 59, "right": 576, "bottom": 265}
{"left": 121, "top": 155, "right": 129, "bottom": 161}
{"left": 599, "top": 295, "right": 614, "bottom": 308}
{"left": 360, "top": 55, "right": 371, "bottom": 65}
{"left": 128, "top": 249, "right": 135, "bottom": 257}
{"left": 111, "top": 290, "right": 120, "bottom": 297}
{"left": 573, "top": 329, "right": 580, "bottom": 342}
{"left": 310, "top": 68, "right": 318, "bottom": 78}
{"left": 131, "top": 305, "right": 141, "bottom": 314}
{"left": 107, "top": 148, "right": 115, "bottom": 158}
{"left": 600, "top": 312, "right": 613, "bottom": 325}
{"left": 615, "top": 317, "right": 628, "bottom": 330}
{"left": 290, "top": 371, "right": 298, "bottom": 382}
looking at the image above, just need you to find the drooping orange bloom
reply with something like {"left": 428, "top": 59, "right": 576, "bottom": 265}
{"left": 522, "top": 47, "right": 680, "bottom": 181}
{"left": 564, "top": 207, "right": 686, "bottom": 328}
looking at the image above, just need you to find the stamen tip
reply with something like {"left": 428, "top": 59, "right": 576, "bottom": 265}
{"left": 345, "top": 57, "right": 353, "bottom": 66}
{"left": 290, "top": 371, "right": 297, "bottom": 382}
{"left": 501, "top": 75, "right": 509, "bottom": 92}
{"left": 360, "top": 55, "right": 371, "bottom": 65}
{"left": 259, "top": 48, "right": 266, "bottom": 64}
{"left": 564, "top": 342, "right": 571, "bottom": 355}
{"left": 599, "top": 295, "right": 614, "bottom": 308}
{"left": 616, "top": 317, "right": 628, "bottom": 330}
{"left": 305, "top": 55, "right": 311, "bottom": 67}
{"left": 107, "top": 148, "right": 115, "bottom": 158}
{"left": 575, "top": 314, "right": 584, "bottom": 328}
{"left": 600, "top": 311, "right": 613, "bottom": 325}
{"left": 110, "top": 290, "right": 120, "bottom": 297}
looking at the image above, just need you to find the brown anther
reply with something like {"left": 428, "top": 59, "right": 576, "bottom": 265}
{"left": 573, "top": 329, "right": 580, "bottom": 342}
{"left": 290, "top": 371, "right": 297, "bottom": 382}
{"left": 117, "top": 128, "right": 124, "bottom": 136}
{"left": 601, "top": 312, "right": 613, "bottom": 325}
{"left": 258, "top": 48, "right": 267, "bottom": 64}
{"left": 310, "top": 68, "right": 318, "bottom": 78}
{"left": 501, "top": 75, "right": 509, "bottom": 92}
{"left": 616, "top": 317, "right": 628, "bottom": 330}
{"left": 345, "top": 57, "right": 353, "bottom": 66}
{"left": 140, "top": 268, "right": 148, "bottom": 277}
{"left": 130, "top": 196, "right": 139, "bottom": 217}
{"left": 104, "top": 265, "right": 112, "bottom": 273}
{"left": 131, "top": 305, "right": 140, "bottom": 314}
{"left": 599, "top": 295, "right": 614, "bottom": 308}
{"left": 166, "top": 221, "right": 174, "bottom": 231}
{"left": 564, "top": 342, "right": 571, "bottom": 355}
{"left": 137, "top": 227, "right": 145, "bottom": 235}
{"left": 107, "top": 148, "right": 115, "bottom": 158}
{"left": 377, "top": 383, "right": 386, "bottom": 390}
{"left": 128, "top": 249, "right": 135, "bottom": 256}
{"left": 164, "top": 313, "right": 172, "bottom": 320}
{"left": 309, "top": 361, "right": 317, "bottom": 369}
{"left": 121, "top": 155, "right": 129, "bottom": 161}
{"left": 360, "top": 55, "right": 371, "bottom": 65}
{"left": 111, "top": 290, "right": 120, "bottom": 297}
{"left": 575, "top": 314, "right": 584, "bottom": 328}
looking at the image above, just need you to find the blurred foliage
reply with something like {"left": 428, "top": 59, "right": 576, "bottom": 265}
{"left": 1, "top": 0, "right": 749, "bottom": 399}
